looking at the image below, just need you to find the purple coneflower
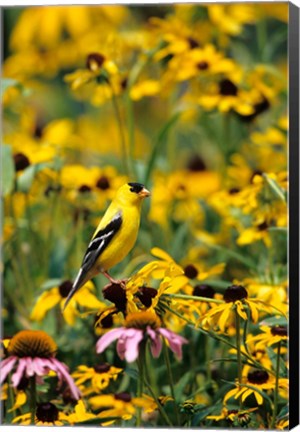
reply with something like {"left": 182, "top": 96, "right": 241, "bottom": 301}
{"left": 0, "top": 330, "right": 80, "bottom": 400}
{"left": 96, "top": 311, "right": 188, "bottom": 363}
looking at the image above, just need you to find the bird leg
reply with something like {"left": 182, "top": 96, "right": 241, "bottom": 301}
{"left": 102, "top": 271, "right": 127, "bottom": 288}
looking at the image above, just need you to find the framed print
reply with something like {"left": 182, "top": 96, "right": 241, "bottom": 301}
{"left": 1, "top": 1, "right": 299, "bottom": 429}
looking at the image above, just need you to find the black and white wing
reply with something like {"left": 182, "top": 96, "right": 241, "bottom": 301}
{"left": 81, "top": 211, "right": 122, "bottom": 273}
{"left": 63, "top": 211, "right": 122, "bottom": 310}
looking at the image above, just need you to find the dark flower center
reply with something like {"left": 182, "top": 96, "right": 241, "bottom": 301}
{"left": 95, "top": 311, "right": 114, "bottom": 329}
{"left": 86, "top": 53, "right": 105, "bottom": 71}
{"left": 94, "top": 363, "right": 111, "bottom": 373}
{"left": 184, "top": 264, "right": 198, "bottom": 279}
{"left": 114, "top": 392, "right": 132, "bottom": 402}
{"left": 136, "top": 287, "right": 158, "bottom": 308}
{"left": 271, "top": 326, "right": 287, "bottom": 337}
{"left": 247, "top": 370, "right": 269, "bottom": 385}
{"left": 58, "top": 280, "right": 73, "bottom": 298}
{"left": 187, "top": 37, "right": 199, "bottom": 49}
{"left": 193, "top": 284, "right": 215, "bottom": 298}
{"left": 78, "top": 184, "right": 92, "bottom": 193}
{"left": 13, "top": 153, "right": 30, "bottom": 172}
{"left": 125, "top": 311, "right": 161, "bottom": 330}
{"left": 241, "top": 96, "right": 270, "bottom": 122}
{"left": 250, "top": 169, "right": 263, "bottom": 183}
{"left": 36, "top": 402, "right": 59, "bottom": 423}
{"left": 187, "top": 155, "right": 206, "bottom": 172}
{"left": 96, "top": 176, "right": 110, "bottom": 190}
{"left": 219, "top": 79, "right": 238, "bottom": 96}
{"left": 197, "top": 61, "right": 209, "bottom": 71}
{"left": 229, "top": 187, "right": 240, "bottom": 195}
{"left": 257, "top": 221, "right": 269, "bottom": 231}
{"left": 103, "top": 283, "right": 127, "bottom": 312}
{"left": 8, "top": 330, "right": 57, "bottom": 358}
{"left": 224, "top": 285, "right": 248, "bottom": 303}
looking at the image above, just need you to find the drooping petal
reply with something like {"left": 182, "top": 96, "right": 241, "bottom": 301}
{"left": 32, "top": 358, "right": 51, "bottom": 376}
{"left": 50, "top": 358, "right": 81, "bottom": 400}
{"left": 96, "top": 328, "right": 126, "bottom": 354}
{"left": 30, "top": 288, "right": 61, "bottom": 322}
{"left": 117, "top": 329, "right": 143, "bottom": 363}
{"left": 147, "top": 327, "right": 163, "bottom": 358}
{"left": 158, "top": 328, "right": 188, "bottom": 360}
{"left": 0, "top": 356, "right": 17, "bottom": 384}
{"left": 11, "top": 358, "right": 28, "bottom": 387}
{"left": 25, "top": 357, "right": 35, "bottom": 377}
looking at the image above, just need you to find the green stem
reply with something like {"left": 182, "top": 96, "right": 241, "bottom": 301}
{"left": 143, "top": 378, "right": 173, "bottom": 426}
{"left": 271, "top": 341, "right": 282, "bottom": 429}
{"left": 110, "top": 85, "right": 131, "bottom": 177}
{"left": 164, "top": 303, "right": 273, "bottom": 374}
{"left": 125, "top": 93, "right": 138, "bottom": 180}
{"left": 235, "top": 310, "right": 242, "bottom": 410}
{"left": 163, "top": 342, "right": 180, "bottom": 425}
{"left": 136, "top": 343, "right": 145, "bottom": 426}
{"left": 205, "top": 334, "right": 212, "bottom": 382}
{"left": 29, "top": 376, "right": 36, "bottom": 425}
{"left": 165, "top": 293, "right": 223, "bottom": 304}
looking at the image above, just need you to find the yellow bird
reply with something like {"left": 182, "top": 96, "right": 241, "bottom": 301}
{"left": 63, "top": 182, "right": 150, "bottom": 310}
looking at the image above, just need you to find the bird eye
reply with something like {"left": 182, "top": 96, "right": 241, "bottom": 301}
{"left": 128, "top": 182, "right": 144, "bottom": 193}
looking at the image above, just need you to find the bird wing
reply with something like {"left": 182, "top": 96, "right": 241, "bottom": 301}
{"left": 63, "top": 210, "right": 122, "bottom": 311}
{"left": 81, "top": 210, "right": 123, "bottom": 274}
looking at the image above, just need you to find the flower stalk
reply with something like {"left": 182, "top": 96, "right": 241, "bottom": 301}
{"left": 136, "top": 342, "right": 146, "bottom": 426}
{"left": 235, "top": 309, "right": 243, "bottom": 409}
{"left": 29, "top": 376, "right": 36, "bottom": 425}
{"left": 163, "top": 341, "right": 180, "bottom": 425}
{"left": 271, "top": 340, "right": 282, "bottom": 429}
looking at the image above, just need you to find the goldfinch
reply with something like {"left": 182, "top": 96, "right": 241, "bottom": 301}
{"left": 63, "top": 182, "right": 150, "bottom": 310}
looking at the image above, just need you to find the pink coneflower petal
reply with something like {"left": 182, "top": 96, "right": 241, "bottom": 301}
{"left": 147, "top": 327, "right": 163, "bottom": 358}
{"left": 32, "top": 358, "right": 50, "bottom": 376}
{"left": 96, "top": 328, "right": 125, "bottom": 354}
{"left": 11, "top": 358, "right": 28, "bottom": 387}
{"left": 158, "top": 328, "right": 188, "bottom": 360}
{"left": 25, "top": 357, "right": 35, "bottom": 377}
{"left": 0, "top": 356, "right": 17, "bottom": 384}
{"left": 51, "top": 358, "right": 81, "bottom": 400}
{"left": 119, "top": 329, "right": 143, "bottom": 363}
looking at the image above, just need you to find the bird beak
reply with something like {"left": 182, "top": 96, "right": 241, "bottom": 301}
{"left": 139, "top": 187, "right": 151, "bottom": 198}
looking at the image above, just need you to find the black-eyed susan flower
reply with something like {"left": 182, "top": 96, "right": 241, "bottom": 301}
{"left": 0, "top": 330, "right": 80, "bottom": 399}
{"left": 89, "top": 392, "right": 154, "bottom": 424}
{"left": 96, "top": 311, "right": 187, "bottom": 362}
{"left": 72, "top": 363, "right": 122, "bottom": 395}
{"left": 12, "top": 401, "right": 68, "bottom": 425}
{"left": 201, "top": 284, "right": 271, "bottom": 332}
{"left": 207, "top": 407, "right": 257, "bottom": 426}
{"left": 30, "top": 280, "right": 105, "bottom": 326}
{"left": 247, "top": 325, "right": 288, "bottom": 349}
{"left": 224, "top": 369, "right": 288, "bottom": 406}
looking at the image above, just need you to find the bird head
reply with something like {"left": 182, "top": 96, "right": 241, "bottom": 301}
{"left": 116, "top": 182, "right": 151, "bottom": 206}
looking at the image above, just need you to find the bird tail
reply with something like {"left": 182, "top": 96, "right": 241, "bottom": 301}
{"left": 63, "top": 268, "right": 87, "bottom": 311}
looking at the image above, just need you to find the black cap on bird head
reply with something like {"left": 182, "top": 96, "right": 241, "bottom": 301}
{"left": 128, "top": 182, "right": 150, "bottom": 197}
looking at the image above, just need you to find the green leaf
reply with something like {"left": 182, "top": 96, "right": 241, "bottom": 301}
{"left": 2, "top": 144, "right": 15, "bottom": 196}
{"left": 144, "top": 112, "right": 180, "bottom": 185}
{"left": 259, "top": 316, "right": 287, "bottom": 326}
{"left": 263, "top": 174, "right": 286, "bottom": 202}
{"left": 16, "top": 161, "right": 52, "bottom": 193}
{"left": 174, "top": 370, "right": 192, "bottom": 400}
{"left": 41, "top": 279, "right": 62, "bottom": 291}
{"left": 125, "top": 367, "right": 139, "bottom": 381}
